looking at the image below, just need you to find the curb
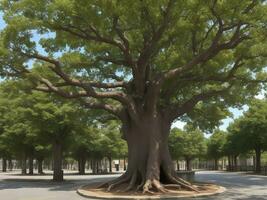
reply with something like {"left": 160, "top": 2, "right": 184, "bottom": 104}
{"left": 77, "top": 184, "right": 226, "bottom": 199}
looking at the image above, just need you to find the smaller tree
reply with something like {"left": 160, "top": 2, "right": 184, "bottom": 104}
{"left": 207, "top": 130, "right": 226, "bottom": 170}
{"left": 99, "top": 121, "right": 127, "bottom": 173}
{"left": 230, "top": 100, "right": 267, "bottom": 173}
{"left": 169, "top": 126, "right": 206, "bottom": 171}
{"left": 224, "top": 121, "right": 247, "bottom": 171}
{"left": 70, "top": 126, "right": 100, "bottom": 175}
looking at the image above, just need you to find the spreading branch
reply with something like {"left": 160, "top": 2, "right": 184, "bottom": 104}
{"left": 167, "top": 86, "right": 233, "bottom": 121}
{"left": 162, "top": 1, "right": 253, "bottom": 82}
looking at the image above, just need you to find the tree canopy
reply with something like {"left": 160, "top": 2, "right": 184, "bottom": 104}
{"left": 0, "top": 0, "right": 266, "bottom": 126}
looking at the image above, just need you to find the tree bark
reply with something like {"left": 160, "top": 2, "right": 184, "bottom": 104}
{"left": 123, "top": 157, "right": 127, "bottom": 171}
{"left": 52, "top": 142, "right": 63, "bottom": 181}
{"left": 108, "top": 156, "right": 112, "bottom": 173}
{"left": 2, "top": 158, "right": 7, "bottom": 172}
{"left": 21, "top": 154, "right": 27, "bottom": 175}
{"left": 233, "top": 155, "right": 238, "bottom": 171}
{"left": 186, "top": 158, "right": 192, "bottom": 171}
{"left": 228, "top": 155, "right": 232, "bottom": 171}
{"left": 214, "top": 159, "right": 219, "bottom": 170}
{"left": 100, "top": 113, "right": 198, "bottom": 193}
{"left": 78, "top": 157, "right": 86, "bottom": 175}
{"left": 37, "top": 159, "right": 43, "bottom": 174}
{"left": 8, "top": 159, "right": 13, "bottom": 171}
{"left": 255, "top": 148, "right": 261, "bottom": 173}
{"left": 176, "top": 160, "right": 180, "bottom": 171}
{"left": 28, "top": 155, "right": 34, "bottom": 175}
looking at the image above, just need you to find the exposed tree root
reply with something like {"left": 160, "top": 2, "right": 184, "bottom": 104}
{"left": 99, "top": 173, "right": 200, "bottom": 194}
{"left": 164, "top": 184, "right": 181, "bottom": 190}
{"left": 97, "top": 173, "right": 129, "bottom": 189}
{"left": 135, "top": 179, "right": 170, "bottom": 194}
{"left": 107, "top": 175, "right": 131, "bottom": 191}
{"left": 98, "top": 166, "right": 200, "bottom": 195}
{"left": 169, "top": 175, "right": 199, "bottom": 192}
{"left": 122, "top": 171, "right": 137, "bottom": 192}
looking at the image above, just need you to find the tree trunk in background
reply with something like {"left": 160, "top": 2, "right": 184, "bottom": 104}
{"left": 92, "top": 160, "right": 97, "bottom": 174}
{"left": 233, "top": 155, "right": 238, "bottom": 171}
{"left": 28, "top": 155, "right": 34, "bottom": 175}
{"left": 96, "top": 160, "right": 100, "bottom": 174}
{"left": 255, "top": 148, "right": 261, "bottom": 173}
{"left": 228, "top": 155, "right": 232, "bottom": 171}
{"left": 21, "top": 154, "right": 27, "bottom": 175}
{"left": 176, "top": 160, "right": 180, "bottom": 171}
{"left": 8, "top": 159, "right": 13, "bottom": 171}
{"left": 53, "top": 142, "right": 63, "bottom": 181}
{"left": 78, "top": 157, "right": 86, "bottom": 175}
{"left": 186, "top": 158, "right": 192, "bottom": 171}
{"left": 123, "top": 157, "right": 127, "bottom": 171}
{"left": 108, "top": 156, "right": 112, "bottom": 173}
{"left": 2, "top": 158, "right": 7, "bottom": 172}
{"left": 37, "top": 159, "right": 43, "bottom": 174}
{"left": 214, "top": 159, "right": 219, "bottom": 170}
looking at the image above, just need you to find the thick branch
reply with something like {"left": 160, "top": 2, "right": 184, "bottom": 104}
{"left": 167, "top": 86, "right": 232, "bottom": 121}
{"left": 162, "top": 2, "right": 251, "bottom": 82}
{"left": 20, "top": 52, "right": 129, "bottom": 101}
{"left": 79, "top": 99, "right": 122, "bottom": 119}
{"left": 137, "top": 0, "right": 175, "bottom": 68}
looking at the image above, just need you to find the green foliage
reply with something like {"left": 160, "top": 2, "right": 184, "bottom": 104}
{"left": 0, "top": 80, "right": 91, "bottom": 160}
{"left": 207, "top": 129, "right": 226, "bottom": 160}
{"left": 0, "top": 79, "right": 127, "bottom": 162}
{"left": 98, "top": 120, "right": 127, "bottom": 159}
{"left": 169, "top": 126, "right": 207, "bottom": 161}
{"left": 227, "top": 99, "right": 267, "bottom": 153}
{"left": 0, "top": 0, "right": 266, "bottom": 132}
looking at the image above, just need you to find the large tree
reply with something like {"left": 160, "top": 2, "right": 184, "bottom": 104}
{"left": 1, "top": 0, "right": 267, "bottom": 193}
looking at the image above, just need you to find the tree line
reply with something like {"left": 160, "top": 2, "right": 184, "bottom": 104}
{"left": 0, "top": 81, "right": 127, "bottom": 181}
{"left": 170, "top": 99, "right": 267, "bottom": 174}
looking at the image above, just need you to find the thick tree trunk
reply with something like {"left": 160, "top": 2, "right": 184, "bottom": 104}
{"left": 233, "top": 155, "right": 238, "bottom": 171}
{"left": 91, "top": 160, "right": 96, "bottom": 174}
{"left": 214, "top": 159, "right": 219, "bottom": 170}
{"left": 78, "top": 157, "right": 86, "bottom": 175}
{"left": 123, "top": 157, "right": 127, "bottom": 171}
{"left": 37, "top": 159, "right": 43, "bottom": 174}
{"left": 101, "top": 114, "right": 198, "bottom": 193}
{"left": 228, "top": 155, "right": 232, "bottom": 171}
{"left": 255, "top": 148, "right": 261, "bottom": 173}
{"left": 28, "top": 155, "right": 34, "bottom": 175}
{"left": 186, "top": 158, "right": 192, "bottom": 171}
{"left": 8, "top": 159, "right": 13, "bottom": 171}
{"left": 21, "top": 154, "right": 27, "bottom": 175}
{"left": 108, "top": 156, "right": 112, "bottom": 173}
{"left": 2, "top": 158, "right": 7, "bottom": 172}
{"left": 176, "top": 160, "right": 180, "bottom": 171}
{"left": 96, "top": 160, "right": 100, "bottom": 174}
{"left": 53, "top": 142, "right": 63, "bottom": 181}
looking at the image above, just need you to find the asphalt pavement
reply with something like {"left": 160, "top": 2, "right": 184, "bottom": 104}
{"left": 0, "top": 170, "right": 267, "bottom": 200}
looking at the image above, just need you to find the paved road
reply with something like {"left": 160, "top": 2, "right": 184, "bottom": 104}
{"left": 0, "top": 171, "right": 267, "bottom": 200}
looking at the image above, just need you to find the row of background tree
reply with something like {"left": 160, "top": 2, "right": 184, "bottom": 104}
{"left": 167, "top": 98, "right": 267, "bottom": 174}
{"left": 1, "top": 80, "right": 267, "bottom": 180}
{"left": 0, "top": 81, "right": 127, "bottom": 181}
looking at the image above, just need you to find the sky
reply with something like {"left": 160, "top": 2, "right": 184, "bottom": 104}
{"left": 0, "top": 12, "right": 265, "bottom": 134}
